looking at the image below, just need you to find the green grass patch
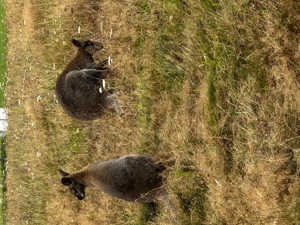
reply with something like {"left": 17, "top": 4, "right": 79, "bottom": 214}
{"left": 68, "top": 128, "right": 87, "bottom": 153}
{"left": 176, "top": 174, "right": 207, "bottom": 225}
{"left": 137, "top": 202, "right": 159, "bottom": 225}
{"left": 134, "top": 0, "right": 188, "bottom": 152}
{"left": 0, "top": 137, "right": 6, "bottom": 225}
{"left": 293, "top": 198, "right": 300, "bottom": 223}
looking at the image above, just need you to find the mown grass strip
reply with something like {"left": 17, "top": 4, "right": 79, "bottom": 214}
{"left": 0, "top": 137, "right": 6, "bottom": 225}
{"left": 134, "top": 0, "right": 187, "bottom": 152}
{"left": 0, "top": 0, "right": 6, "bottom": 107}
{"left": 133, "top": 0, "right": 209, "bottom": 223}
{"left": 0, "top": 0, "right": 6, "bottom": 224}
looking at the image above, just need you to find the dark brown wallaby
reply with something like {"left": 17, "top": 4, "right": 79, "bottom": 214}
{"left": 55, "top": 39, "right": 123, "bottom": 120}
{"left": 59, "top": 155, "right": 166, "bottom": 202}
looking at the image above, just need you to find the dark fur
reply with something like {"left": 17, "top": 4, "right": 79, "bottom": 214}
{"left": 55, "top": 39, "right": 122, "bottom": 120}
{"left": 59, "top": 155, "right": 166, "bottom": 202}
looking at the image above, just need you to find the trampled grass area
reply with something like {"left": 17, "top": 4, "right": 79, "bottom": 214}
{"left": 4, "top": 0, "right": 300, "bottom": 224}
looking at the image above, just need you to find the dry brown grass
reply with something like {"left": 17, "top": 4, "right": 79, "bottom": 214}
{"left": 4, "top": 0, "right": 300, "bottom": 224}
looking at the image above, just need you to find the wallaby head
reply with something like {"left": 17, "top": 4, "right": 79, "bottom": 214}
{"left": 72, "top": 39, "right": 103, "bottom": 55}
{"left": 59, "top": 169, "right": 86, "bottom": 200}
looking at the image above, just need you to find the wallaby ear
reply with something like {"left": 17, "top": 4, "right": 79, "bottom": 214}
{"left": 61, "top": 177, "right": 73, "bottom": 186}
{"left": 59, "top": 169, "right": 69, "bottom": 177}
{"left": 72, "top": 39, "right": 83, "bottom": 48}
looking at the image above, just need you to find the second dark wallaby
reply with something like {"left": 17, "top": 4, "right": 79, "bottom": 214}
{"left": 59, "top": 155, "right": 166, "bottom": 202}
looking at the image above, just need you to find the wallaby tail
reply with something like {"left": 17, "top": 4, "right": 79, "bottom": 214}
{"left": 157, "top": 189, "right": 180, "bottom": 224}
{"left": 104, "top": 93, "right": 124, "bottom": 116}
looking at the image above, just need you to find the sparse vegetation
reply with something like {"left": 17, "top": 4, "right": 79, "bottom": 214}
{"left": 4, "top": 0, "right": 300, "bottom": 224}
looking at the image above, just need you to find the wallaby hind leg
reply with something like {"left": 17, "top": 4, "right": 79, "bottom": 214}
{"left": 104, "top": 94, "right": 123, "bottom": 116}
{"left": 79, "top": 69, "right": 110, "bottom": 85}
{"left": 85, "top": 60, "right": 108, "bottom": 70}
{"left": 92, "top": 59, "right": 110, "bottom": 71}
{"left": 97, "top": 59, "right": 109, "bottom": 68}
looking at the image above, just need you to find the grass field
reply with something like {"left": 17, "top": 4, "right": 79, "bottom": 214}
{"left": 4, "top": 0, "right": 300, "bottom": 224}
